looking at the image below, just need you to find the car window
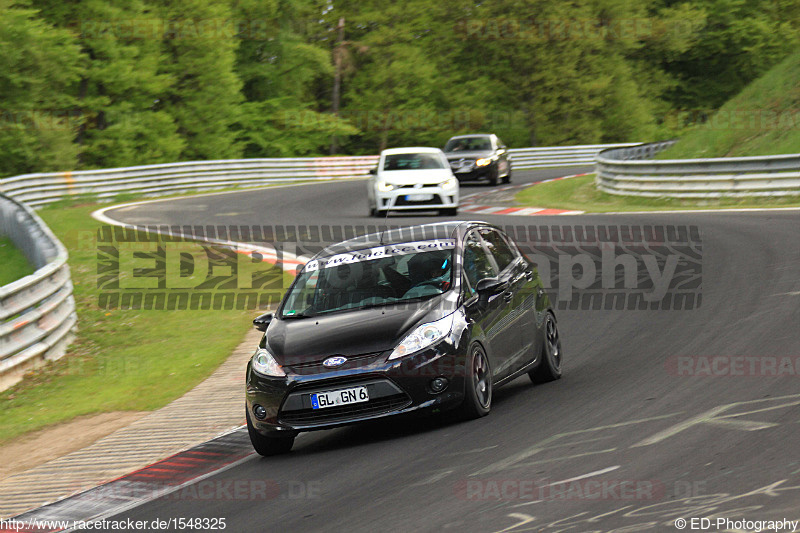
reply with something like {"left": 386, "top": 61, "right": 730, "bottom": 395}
{"left": 281, "top": 240, "right": 455, "bottom": 317}
{"left": 463, "top": 232, "right": 498, "bottom": 293}
{"left": 383, "top": 153, "right": 445, "bottom": 171}
{"left": 444, "top": 137, "right": 491, "bottom": 152}
{"left": 479, "top": 229, "right": 517, "bottom": 272}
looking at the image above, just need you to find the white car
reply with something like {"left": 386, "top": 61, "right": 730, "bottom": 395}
{"left": 367, "top": 147, "right": 459, "bottom": 217}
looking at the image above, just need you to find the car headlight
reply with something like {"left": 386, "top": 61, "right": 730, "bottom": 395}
{"left": 439, "top": 177, "right": 458, "bottom": 190}
{"left": 389, "top": 312, "right": 456, "bottom": 360}
{"left": 377, "top": 181, "right": 396, "bottom": 192}
{"left": 475, "top": 158, "right": 491, "bottom": 167}
{"left": 252, "top": 347, "right": 285, "bottom": 377}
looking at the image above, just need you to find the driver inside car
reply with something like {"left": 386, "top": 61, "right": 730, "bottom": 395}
{"left": 403, "top": 252, "right": 452, "bottom": 297}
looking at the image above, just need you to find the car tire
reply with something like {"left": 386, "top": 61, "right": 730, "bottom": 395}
{"left": 439, "top": 207, "right": 458, "bottom": 216}
{"left": 529, "top": 313, "right": 563, "bottom": 383}
{"left": 246, "top": 409, "right": 294, "bottom": 456}
{"left": 373, "top": 209, "right": 387, "bottom": 218}
{"left": 369, "top": 206, "right": 376, "bottom": 217}
{"left": 458, "top": 343, "right": 492, "bottom": 419}
{"left": 502, "top": 170, "right": 512, "bottom": 184}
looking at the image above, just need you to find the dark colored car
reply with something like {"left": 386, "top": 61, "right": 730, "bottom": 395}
{"left": 245, "top": 221, "right": 562, "bottom": 455}
{"left": 444, "top": 134, "right": 511, "bottom": 185}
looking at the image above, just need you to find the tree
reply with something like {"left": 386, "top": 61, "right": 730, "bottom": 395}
{"left": 231, "top": 0, "right": 357, "bottom": 157}
{"left": 0, "top": 0, "right": 83, "bottom": 176}
{"left": 151, "top": 0, "right": 244, "bottom": 160}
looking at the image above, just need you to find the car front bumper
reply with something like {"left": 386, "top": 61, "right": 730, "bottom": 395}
{"left": 374, "top": 186, "right": 459, "bottom": 211}
{"left": 246, "top": 341, "right": 468, "bottom": 435}
{"left": 451, "top": 164, "right": 494, "bottom": 182}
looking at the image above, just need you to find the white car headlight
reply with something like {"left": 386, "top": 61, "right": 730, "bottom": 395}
{"left": 476, "top": 158, "right": 491, "bottom": 167}
{"left": 377, "top": 181, "right": 396, "bottom": 192}
{"left": 252, "top": 347, "right": 285, "bottom": 377}
{"left": 389, "top": 312, "right": 456, "bottom": 360}
{"left": 440, "top": 177, "right": 458, "bottom": 190}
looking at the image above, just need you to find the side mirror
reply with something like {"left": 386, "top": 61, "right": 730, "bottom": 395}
{"left": 369, "top": 167, "right": 377, "bottom": 175}
{"left": 253, "top": 312, "right": 273, "bottom": 332}
{"left": 475, "top": 277, "right": 506, "bottom": 304}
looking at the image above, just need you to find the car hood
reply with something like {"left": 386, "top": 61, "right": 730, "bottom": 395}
{"left": 445, "top": 150, "right": 493, "bottom": 160}
{"left": 266, "top": 296, "right": 453, "bottom": 363}
{"left": 377, "top": 169, "right": 453, "bottom": 184}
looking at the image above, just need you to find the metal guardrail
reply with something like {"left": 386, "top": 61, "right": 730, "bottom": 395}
{"left": 596, "top": 141, "right": 800, "bottom": 197}
{"left": 508, "top": 143, "right": 640, "bottom": 170}
{"left": 0, "top": 194, "right": 76, "bottom": 390}
{"left": 0, "top": 156, "right": 380, "bottom": 208}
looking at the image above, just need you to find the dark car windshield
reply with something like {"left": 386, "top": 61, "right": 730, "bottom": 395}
{"left": 383, "top": 153, "right": 445, "bottom": 170}
{"left": 280, "top": 240, "right": 455, "bottom": 318}
{"left": 444, "top": 136, "right": 492, "bottom": 152}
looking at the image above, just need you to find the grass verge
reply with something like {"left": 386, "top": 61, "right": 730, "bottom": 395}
{"left": 0, "top": 238, "right": 34, "bottom": 286}
{"left": 515, "top": 175, "right": 800, "bottom": 213}
{"left": 0, "top": 201, "right": 293, "bottom": 444}
{"left": 657, "top": 51, "right": 800, "bottom": 159}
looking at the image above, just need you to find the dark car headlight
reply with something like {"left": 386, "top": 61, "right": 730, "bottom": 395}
{"left": 252, "top": 347, "right": 285, "bottom": 377}
{"left": 475, "top": 158, "right": 491, "bottom": 167}
{"left": 389, "top": 312, "right": 457, "bottom": 360}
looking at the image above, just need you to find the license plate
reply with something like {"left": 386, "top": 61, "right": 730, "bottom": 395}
{"left": 405, "top": 194, "right": 434, "bottom": 201}
{"left": 311, "top": 386, "right": 369, "bottom": 409}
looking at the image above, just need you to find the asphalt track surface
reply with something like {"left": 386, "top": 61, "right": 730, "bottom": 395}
{"left": 101, "top": 169, "right": 800, "bottom": 532}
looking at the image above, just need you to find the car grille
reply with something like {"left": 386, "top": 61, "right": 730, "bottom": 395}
{"left": 284, "top": 351, "right": 382, "bottom": 371}
{"left": 450, "top": 160, "right": 474, "bottom": 170}
{"left": 397, "top": 183, "right": 440, "bottom": 189}
{"left": 395, "top": 194, "right": 444, "bottom": 206}
{"left": 278, "top": 393, "right": 411, "bottom": 425}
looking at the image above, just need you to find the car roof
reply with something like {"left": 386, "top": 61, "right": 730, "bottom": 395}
{"left": 380, "top": 147, "right": 444, "bottom": 155}
{"left": 313, "top": 221, "right": 492, "bottom": 259}
{"left": 446, "top": 134, "right": 494, "bottom": 140}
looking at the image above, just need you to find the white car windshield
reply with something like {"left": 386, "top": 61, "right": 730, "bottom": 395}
{"left": 280, "top": 240, "right": 455, "bottom": 318}
{"left": 383, "top": 153, "right": 445, "bottom": 171}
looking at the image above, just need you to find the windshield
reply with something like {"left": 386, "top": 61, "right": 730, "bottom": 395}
{"left": 280, "top": 240, "right": 455, "bottom": 318}
{"left": 382, "top": 153, "right": 446, "bottom": 171}
{"left": 444, "top": 137, "right": 492, "bottom": 152}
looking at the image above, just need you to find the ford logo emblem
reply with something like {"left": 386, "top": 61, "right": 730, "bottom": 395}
{"left": 323, "top": 356, "right": 347, "bottom": 368}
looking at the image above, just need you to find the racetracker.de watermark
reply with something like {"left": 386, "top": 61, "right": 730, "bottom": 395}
{"left": 82, "top": 479, "right": 321, "bottom": 501}
{"left": 90, "top": 223, "right": 702, "bottom": 311}
{"left": 453, "top": 17, "right": 703, "bottom": 41}
{"left": 666, "top": 356, "right": 800, "bottom": 377}
{"left": 280, "top": 108, "right": 525, "bottom": 132}
{"left": 454, "top": 478, "right": 665, "bottom": 501}
{"left": 72, "top": 18, "right": 277, "bottom": 40}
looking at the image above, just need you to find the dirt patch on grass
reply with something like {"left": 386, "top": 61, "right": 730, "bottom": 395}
{"left": 0, "top": 411, "right": 147, "bottom": 481}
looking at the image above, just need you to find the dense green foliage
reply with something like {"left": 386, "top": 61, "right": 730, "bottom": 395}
{"left": 658, "top": 50, "right": 800, "bottom": 158}
{"left": 1, "top": 0, "right": 798, "bottom": 176}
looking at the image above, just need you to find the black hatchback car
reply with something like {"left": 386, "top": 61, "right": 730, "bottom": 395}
{"left": 245, "top": 221, "right": 562, "bottom": 455}
{"left": 444, "top": 134, "right": 512, "bottom": 185}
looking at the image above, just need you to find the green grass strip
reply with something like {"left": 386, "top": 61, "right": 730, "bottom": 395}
{"left": 0, "top": 238, "right": 35, "bottom": 286}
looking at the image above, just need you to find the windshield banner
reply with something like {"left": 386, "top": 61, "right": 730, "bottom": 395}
{"left": 303, "top": 239, "right": 456, "bottom": 272}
